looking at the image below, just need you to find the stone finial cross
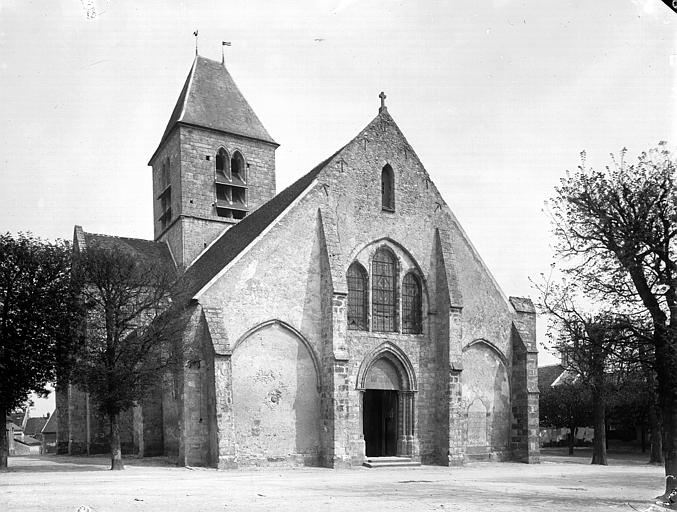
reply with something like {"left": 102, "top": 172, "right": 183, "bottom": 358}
{"left": 379, "top": 91, "right": 387, "bottom": 110}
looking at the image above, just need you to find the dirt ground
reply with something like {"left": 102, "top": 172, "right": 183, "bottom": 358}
{"left": 0, "top": 449, "right": 669, "bottom": 512}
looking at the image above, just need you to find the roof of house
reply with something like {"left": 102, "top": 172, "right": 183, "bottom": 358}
{"left": 181, "top": 150, "right": 340, "bottom": 298}
{"left": 9, "top": 412, "right": 25, "bottom": 429}
{"left": 5, "top": 417, "right": 21, "bottom": 432}
{"left": 41, "top": 412, "right": 57, "bottom": 434}
{"left": 23, "top": 417, "right": 48, "bottom": 436}
{"left": 538, "top": 364, "right": 565, "bottom": 390}
{"left": 14, "top": 435, "right": 42, "bottom": 446}
{"left": 154, "top": 55, "right": 276, "bottom": 160}
{"left": 76, "top": 228, "right": 174, "bottom": 268}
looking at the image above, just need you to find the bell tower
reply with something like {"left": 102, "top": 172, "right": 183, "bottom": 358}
{"left": 148, "top": 55, "right": 278, "bottom": 268}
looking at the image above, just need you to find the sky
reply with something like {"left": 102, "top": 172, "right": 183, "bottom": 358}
{"left": 1, "top": 0, "right": 676, "bottom": 409}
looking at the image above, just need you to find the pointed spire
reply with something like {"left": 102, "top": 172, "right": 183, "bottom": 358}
{"left": 151, "top": 56, "right": 277, "bottom": 162}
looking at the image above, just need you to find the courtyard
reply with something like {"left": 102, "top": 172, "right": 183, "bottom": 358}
{"left": 0, "top": 449, "right": 667, "bottom": 512}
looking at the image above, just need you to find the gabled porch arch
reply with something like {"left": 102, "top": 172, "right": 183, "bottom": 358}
{"left": 356, "top": 343, "right": 419, "bottom": 460}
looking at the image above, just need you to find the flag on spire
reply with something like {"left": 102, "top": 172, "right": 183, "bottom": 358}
{"left": 221, "top": 41, "right": 231, "bottom": 65}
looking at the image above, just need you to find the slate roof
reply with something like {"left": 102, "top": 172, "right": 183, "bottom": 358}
{"left": 79, "top": 229, "right": 174, "bottom": 268}
{"left": 538, "top": 364, "right": 565, "bottom": 390}
{"left": 14, "top": 435, "right": 41, "bottom": 446}
{"left": 154, "top": 55, "right": 276, "bottom": 160}
{"left": 41, "top": 412, "right": 57, "bottom": 434}
{"left": 23, "top": 417, "right": 48, "bottom": 436}
{"left": 5, "top": 417, "right": 21, "bottom": 432}
{"left": 9, "top": 412, "right": 25, "bottom": 429}
{"left": 182, "top": 149, "right": 342, "bottom": 299}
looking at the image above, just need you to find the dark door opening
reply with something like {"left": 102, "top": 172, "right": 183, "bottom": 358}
{"left": 364, "top": 389, "right": 398, "bottom": 457}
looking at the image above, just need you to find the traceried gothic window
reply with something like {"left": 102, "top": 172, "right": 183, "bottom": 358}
{"left": 402, "top": 272, "right": 422, "bottom": 334}
{"left": 381, "top": 164, "right": 395, "bottom": 212}
{"left": 347, "top": 262, "right": 368, "bottom": 330}
{"left": 372, "top": 248, "right": 397, "bottom": 332}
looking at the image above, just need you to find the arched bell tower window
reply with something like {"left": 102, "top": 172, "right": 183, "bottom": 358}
{"left": 381, "top": 164, "right": 395, "bottom": 212}
{"left": 215, "top": 147, "right": 230, "bottom": 178}
{"left": 402, "top": 272, "right": 422, "bottom": 334}
{"left": 215, "top": 149, "right": 249, "bottom": 221}
{"left": 347, "top": 262, "right": 368, "bottom": 331}
{"left": 372, "top": 248, "right": 397, "bottom": 332}
{"left": 231, "top": 151, "right": 245, "bottom": 183}
{"left": 158, "top": 157, "right": 172, "bottom": 230}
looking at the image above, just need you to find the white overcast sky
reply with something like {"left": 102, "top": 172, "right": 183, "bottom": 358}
{"left": 1, "top": 0, "right": 676, "bottom": 376}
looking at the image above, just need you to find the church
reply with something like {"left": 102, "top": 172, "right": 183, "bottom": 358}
{"left": 57, "top": 55, "right": 540, "bottom": 468}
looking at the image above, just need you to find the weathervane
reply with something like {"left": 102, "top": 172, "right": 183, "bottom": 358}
{"left": 221, "top": 41, "right": 231, "bottom": 65}
{"left": 194, "top": 30, "right": 199, "bottom": 55}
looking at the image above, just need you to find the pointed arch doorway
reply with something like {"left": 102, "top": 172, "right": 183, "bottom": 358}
{"left": 364, "top": 386, "right": 399, "bottom": 456}
{"left": 357, "top": 345, "right": 418, "bottom": 459}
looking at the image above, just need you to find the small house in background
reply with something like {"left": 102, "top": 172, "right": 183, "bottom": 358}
{"left": 5, "top": 410, "right": 53, "bottom": 456}
{"left": 13, "top": 435, "right": 42, "bottom": 455}
{"left": 538, "top": 364, "right": 571, "bottom": 447}
{"left": 5, "top": 415, "right": 22, "bottom": 455}
{"left": 41, "top": 412, "right": 58, "bottom": 454}
{"left": 23, "top": 415, "right": 49, "bottom": 439}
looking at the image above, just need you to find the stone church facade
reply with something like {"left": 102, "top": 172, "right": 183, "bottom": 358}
{"left": 57, "top": 55, "right": 540, "bottom": 468}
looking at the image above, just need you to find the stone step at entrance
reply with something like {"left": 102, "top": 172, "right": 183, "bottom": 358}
{"left": 466, "top": 453, "right": 491, "bottom": 462}
{"left": 363, "top": 456, "right": 421, "bottom": 468}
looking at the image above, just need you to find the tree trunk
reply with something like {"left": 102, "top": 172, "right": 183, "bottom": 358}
{"left": 660, "top": 402, "right": 677, "bottom": 501}
{"left": 641, "top": 422, "right": 646, "bottom": 453}
{"left": 591, "top": 387, "right": 607, "bottom": 465}
{"left": 648, "top": 399, "right": 664, "bottom": 464}
{"left": 653, "top": 325, "right": 676, "bottom": 501}
{"left": 568, "top": 425, "right": 576, "bottom": 455}
{"left": 109, "top": 412, "right": 124, "bottom": 470}
{"left": 0, "top": 407, "right": 8, "bottom": 471}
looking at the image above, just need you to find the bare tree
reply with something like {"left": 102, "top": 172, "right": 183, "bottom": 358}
{"left": 537, "top": 277, "right": 632, "bottom": 465}
{"left": 549, "top": 143, "right": 677, "bottom": 498}
{"left": 69, "top": 242, "right": 181, "bottom": 470}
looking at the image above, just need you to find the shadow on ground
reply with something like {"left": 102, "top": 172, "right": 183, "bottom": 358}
{"left": 6, "top": 455, "right": 177, "bottom": 473}
{"left": 540, "top": 446, "right": 666, "bottom": 467}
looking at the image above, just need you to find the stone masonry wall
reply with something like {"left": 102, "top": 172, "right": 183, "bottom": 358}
{"left": 55, "top": 384, "right": 69, "bottom": 454}
{"left": 510, "top": 298, "right": 540, "bottom": 464}
{"left": 193, "top": 108, "right": 524, "bottom": 468}
{"left": 175, "top": 126, "right": 276, "bottom": 266}
{"left": 150, "top": 125, "right": 277, "bottom": 267}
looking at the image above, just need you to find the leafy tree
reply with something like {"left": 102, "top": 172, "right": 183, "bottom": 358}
{"left": 607, "top": 367, "right": 663, "bottom": 464}
{"left": 0, "top": 233, "right": 78, "bottom": 471}
{"left": 549, "top": 143, "right": 677, "bottom": 497}
{"left": 68, "top": 242, "right": 180, "bottom": 470}
{"left": 537, "top": 276, "right": 640, "bottom": 465}
{"left": 539, "top": 380, "right": 592, "bottom": 455}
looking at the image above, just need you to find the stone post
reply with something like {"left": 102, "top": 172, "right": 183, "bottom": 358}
{"left": 329, "top": 292, "right": 352, "bottom": 468}
{"left": 55, "top": 383, "right": 70, "bottom": 454}
{"left": 509, "top": 297, "right": 540, "bottom": 464}
{"left": 67, "top": 384, "right": 88, "bottom": 455}
{"left": 402, "top": 391, "right": 419, "bottom": 458}
{"left": 214, "top": 354, "right": 237, "bottom": 468}
{"left": 397, "top": 392, "right": 407, "bottom": 456}
{"left": 352, "top": 390, "right": 366, "bottom": 464}
{"left": 447, "top": 306, "right": 465, "bottom": 465}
